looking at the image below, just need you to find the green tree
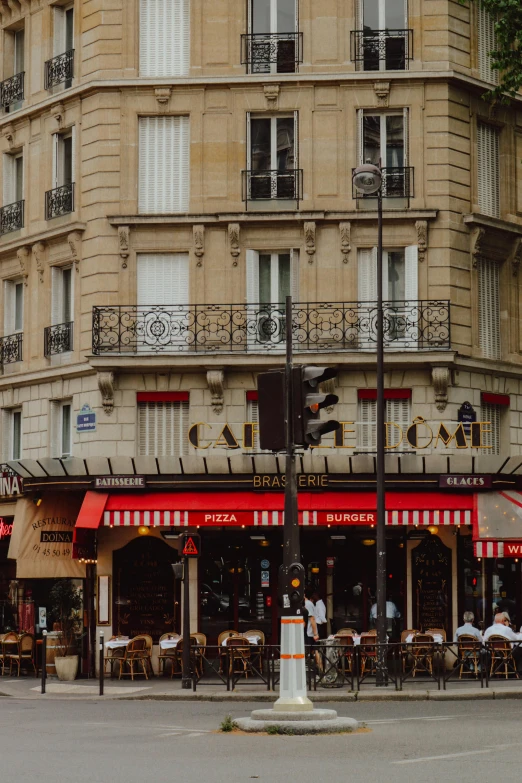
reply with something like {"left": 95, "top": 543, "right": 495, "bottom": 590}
{"left": 464, "top": 0, "right": 522, "bottom": 101}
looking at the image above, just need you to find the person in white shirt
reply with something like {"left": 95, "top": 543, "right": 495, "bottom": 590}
{"left": 312, "top": 590, "right": 327, "bottom": 640}
{"left": 483, "top": 613, "right": 522, "bottom": 672}
{"left": 454, "top": 611, "right": 483, "bottom": 643}
{"left": 304, "top": 587, "right": 319, "bottom": 646}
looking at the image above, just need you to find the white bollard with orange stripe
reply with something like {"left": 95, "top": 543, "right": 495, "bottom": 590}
{"left": 274, "top": 616, "right": 313, "bottom": 712}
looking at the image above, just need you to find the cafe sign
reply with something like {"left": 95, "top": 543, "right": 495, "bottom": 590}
{"left": 94, "top": 476, "right": 145, "bottom": 489}
{"left": 0, "top": 465, "right": 23, "bottom": 497}
{"left": 439, "top": 475, "right": 492, "bottom": 489}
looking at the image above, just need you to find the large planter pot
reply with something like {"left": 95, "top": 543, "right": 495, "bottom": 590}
{"left": 55, "top": 655, "right": 79, "bottom": 682}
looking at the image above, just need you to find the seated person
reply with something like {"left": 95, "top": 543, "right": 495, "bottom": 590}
{"left": 454, "top": 611, "right": 482, "bottom": 643}
{"left": 484, "top": 613, "right": 522, "bottom": 673}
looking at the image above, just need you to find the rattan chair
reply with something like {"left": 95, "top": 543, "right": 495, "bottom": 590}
{"left": 359, "top": 634, "right": 378, "bottom": 677}
{"left": 218, "top": 630, "right": 240, "bottom": 673}
{"left": 133, "top": 634, "right": 154, "bottom": 676}
{"left": 410, "top": 633, "right": 435, "bottom": 677}
{"left": 334, "top": 633, "right": 354, "bottom": 675}
{"left": 336, "top": 627, "right": 358, "bottom": 636}
{"left": 400, "top": 630, "right": 419, "bottom": 672}
{"left": 119, "top": 637, "right": 149, "bottom": 680}
{"left": 0, "top": 632, "right": 18, "bottom": 675}
{"left": 243, "top": 629, "right": 265, "bottom": 671}
{"left": 9, "top": 633, "right": 37, "bottom": 677}
{"left": 103, "top": 637, "right": 127, "bottom": 677}
{"left": 488, "top": 635, "right": 519, "bottom": 679}
{"left": 158, "top": 633, "right": 180, "bottom": 677}
{"left": 457, "top": 634, "right": 482, "bottom": 678}
{"left": 175, "top": 637, "right": 202, "bottom": 679}
{"left": 226, "top": 636, "right": 253, "bottom": 679}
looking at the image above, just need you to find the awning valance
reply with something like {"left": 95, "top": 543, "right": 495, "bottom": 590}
{"left": 474, "top": 541, "right": 522, "bottom": 558}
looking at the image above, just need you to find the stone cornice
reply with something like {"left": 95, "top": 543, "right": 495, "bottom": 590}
{"left": 463, "top": 213, "right": 522, "bottom": 236}
{"left": 107, "top": 211, "right": 438, "bottom": 226}
{"left": 0, "top": 221, "right": 86, "bottom": 258}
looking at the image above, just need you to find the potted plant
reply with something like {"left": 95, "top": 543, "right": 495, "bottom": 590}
{"left": 48, "top": 579, "right": 82, "bottom": 681}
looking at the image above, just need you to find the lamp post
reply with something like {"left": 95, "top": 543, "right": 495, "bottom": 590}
{"left": 352, "top": 163, "right": 387, "bottom": 686}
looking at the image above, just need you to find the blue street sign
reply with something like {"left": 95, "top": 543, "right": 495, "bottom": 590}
{"left": 76, "top": 403, "right": 96, "bottom": 433}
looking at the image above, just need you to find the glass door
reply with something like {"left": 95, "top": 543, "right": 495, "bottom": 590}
{"left": 250, "top": 0, "right": 297, "bottom": 73}
{"left": 250, "top": 116, "right": 296, "bottom": 199}
{"left": 363, "top": 0, "right": 407, "bottom": 70}
{"left": 362, "top": 113, "right": 405, "bottom": 196}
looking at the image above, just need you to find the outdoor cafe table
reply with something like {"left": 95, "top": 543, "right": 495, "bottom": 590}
{"left": 105, "top": 638, "right": 130, "bottom": 650}
{"left": 405, "top": 634, "right": 444, "bottom": 645}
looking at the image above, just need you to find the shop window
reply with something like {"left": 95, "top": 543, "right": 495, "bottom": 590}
{"left": 2, "top": 408, "right": 22, "bottom": 461}
{"left": 50, "top": 400, "right": 72, "bottom": 458}
{"left": 357, "top": 391, "right": 411, "bottom": 452}
{"left": 477, "top": 122, "right": 500, "bottom": 218}
{"left": 138, "top": 116, "right": 190, "bottom": 213}
{"left": 137, "top": 392, "right": 189, "bottom": 456}
{"left": 140, "top": 0, "right": 189, "bottom": 77}
{"left": 478, "top": 258, "right": 500, "bottom": 360}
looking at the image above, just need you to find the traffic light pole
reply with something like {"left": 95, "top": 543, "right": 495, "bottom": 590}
{"left": 182, "top": 556, "right": 192, "bottom": 689}
{"left": 375, "top": 190, "right": 388, "bottom": 686}
{"left": 274, "top": 295, "right": 312, "bottom": 712}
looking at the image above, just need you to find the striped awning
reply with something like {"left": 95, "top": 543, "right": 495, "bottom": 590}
{"left": 474, "top": 541, "right": 522, "bottom": 558}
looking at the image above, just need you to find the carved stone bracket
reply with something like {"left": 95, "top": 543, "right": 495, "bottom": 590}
{"left": 510, "top": 237, "right": 522, "bottom": 277}
{"left": 32, "top": 242, "right": 46, "bottom": 283}
{"left": 98, "top": 372, "right": 115, "bottom": 415}
{"left": 2, "top": 122, "right": 15, "bottom": 149}
{"left": 68, "top": 231, "right": 82, "bottom": 272}
{"left": 470, "top": 226, "right": 486, "bottom": 268}
{"left": 264, "top": 83, "right": 280, "bottom": 109}
{"left": 207, "top": 370, "right": 224, "bottom": 415}
{"left": 373, "top": 81, "right": 390, "bottom": 107}
{"left": 118, "top": 225, "right": 130, "bottom": 269}
{"left": 155, "top": 87, "right": 171, "bottom": 108}
{"left": 16, "top": 245, "right": 30, "bottom": 285}
{"left": 340, "top": 222, "right": 351, "bottom": 264}
{"left": 228, "top": 223, "right": 240, "bottom": 265}
{"left": 432, "top": 367, "right": 451, "bottom": 413}
{"left": 304, "top": 222, "right": 316, "bottom": 262}
{"left": 193, "top": 224, "right": 205, "bottom": 266}
{"left": 415, "top": 221, "right": 428, "bottom": 263}
{"left": 50, "top": 102, "right": 65, "bottom": 128}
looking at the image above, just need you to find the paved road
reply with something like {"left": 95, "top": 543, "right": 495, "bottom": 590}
{"left": 1, "top": 698, "right": 521, "bottom": 782}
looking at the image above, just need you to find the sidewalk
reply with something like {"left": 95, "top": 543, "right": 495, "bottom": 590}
{"left": 2, "top": 675, "right": 522, "bottom": 702}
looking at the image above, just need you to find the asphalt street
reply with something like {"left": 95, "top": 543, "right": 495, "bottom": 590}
{"left": 1, "top": 697, "right": 521, "bottom": 783}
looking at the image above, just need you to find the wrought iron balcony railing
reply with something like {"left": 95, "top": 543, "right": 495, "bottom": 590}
{"left": 44, "top": 49, "right": 75, "bottom": 90}
{"left": 352, "top": 167, "right": 413, "bottom": 199}
{"left": 241, "top": 33, "right": 303, "bottom": 73}
{"left": 45, "top": 183, "right": 75, "bottom": 220}
{"left": 0, "top": 72, "right": 24, "bottom": 108}
{"left": 92, "top": 301, "right": 450, "bottom": 356}
{"left": 0, "top": 332, "right": 23, "bottom": 364}
{"left": 44, "top": 322, "right": 74, "bottom": 358}
{"left": 242, "top": 169, "right": 303, "bottom": 202}
{"left": 0, "top": 200, "right": 24, "bottom": 235}
{"left": 350, "top": 29, "right": 413, "bottom": 70}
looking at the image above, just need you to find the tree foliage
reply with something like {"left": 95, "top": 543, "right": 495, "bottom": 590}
{"left": 465, "top": 0, "right": 522, "bottom": 101}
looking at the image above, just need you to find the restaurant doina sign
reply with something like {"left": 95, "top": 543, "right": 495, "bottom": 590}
{"left": 0, "top": 465, "right": 24, "bottom": 497}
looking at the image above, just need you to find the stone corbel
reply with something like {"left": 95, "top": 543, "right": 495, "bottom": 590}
{"left": 470, "top": 226, "right": 486, "bottom": 268}
{"left": 415, "top": 221, "right": 428, "bottom": 263}
{"left": 207, "top": 370, "right": 224, "bottom": 415}
{"left": 98, "top": 372, "right": 115, "bottom": 415}
{"left": 32, "top": 242, "right": 46, "bottom": 283}
{"left": 0, "top": 1, "right": 11, "bottom": 24}
{"left": 510, "top": 237, "right": 522, "bottom": 277}
{"left": 50, "top": 102, "right": 65, "bottom": 128}
{"left": 373, "top": 81, "right": 390, "bottom": 108}
{"left": 155, "top": 87, "right": 171, "bottom": 108}
{"left": 193, "top": 224, "right": 205, "bottom": 267}
{"left": 2, "top": 123, "right": 15, "bottom": 150}
{"left": 264, "top": 84, "right": 280, "bottom": 110}
{"left": 118, "top": 225, "right": 130, "bottom": 269}
{"left": 340, "top": 222, "right": 351, "bottom": 264}
{"left": 228, "top": 223, "right": 240, "bottom": 266}
{"left": 6, "top": 1, "right": 20, "bottom": 17}
{"left": 432, "top": 367, "right": 451, "bottom": 413}
{"left": 304, "top": 222, "right": 316, "bottom": 262}
{"left": 68, "top": 231, "right": 82, "bottom": 272}
{"left": 16, "top": 246, "right": 30, "bottom": 286}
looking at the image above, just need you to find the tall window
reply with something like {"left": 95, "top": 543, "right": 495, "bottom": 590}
{"left": 2, "top": 408, "right": 22, "bottom": 460}
{"left": 1, "top": 27, "right": 24, "bottom": 111}
{"left": 138, "top": 394, "right": 190, "bottom": 456}
{"left": 247, "top": 114, "right": 298, "bottom": 200}
{"left": 480, "top": 402, "right": 500, "bottom": 455}
{"left": 138, "top": 116, "right": 190, "bottom": 213}
{"left": 137, "top": 254, "right": 189, "bottom": 351}
{"left": 53, "top": 4, "right": 74, "bottom": 88}
{"left": 478, "top": 5, "right": 498, "bottom": 84}
{"left": 359, "top": 0, "right": 409, "bottom": 71}
{"left": 357, "top": 394, "right": 411, "bottom": 452}
{"left": 247, "top": 0, "right": 298, "bottom": 74}
{"left": 53, "top": 132, "right": 74, "bottom": 190}
{"left": 358, "top": 110, "right": 409, "bottom": 197}
{"left": 4, "top": 279, "right": 24, "bottom": 336}
{"left": 51, "top": 266, "right": 73, "bottom": 327}
{"left": 246, "top": 249, "right": 299, "bottom": 346}
{"left": 478, "top": 258, "right": 500, "bottom": 360}
{"left": 477, "top": 122, "right": 500, "bottom": 217}
{"left": 140, "top": 0, "right": 189, "bottom": 77}
{"left": 3, "top": 153, "right": 23, "bottom": 206}
{"left": 51, "top": 400, "right": 72, "bottom": 458}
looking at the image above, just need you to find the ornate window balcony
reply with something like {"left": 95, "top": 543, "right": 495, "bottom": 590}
{"left": 45, "top": 184, "right": 75, "bottom": 220}
{"left": 352, "top": 167, "right": 414, "bottom": 200}
{"left": 0, "top": 200, "right": 24, "bottom": 235}
{"left": 242, "top": 169, "right": 303, "bottom": 202}
{"left": 44, "top": 322, "right": 74, "bottom": 358}
{"left": 0, "top": 333, "right": 23, "bottom": 364}
{"left": 92, "top": 301, "right": 450, "bottom": 356}
{"left": 350, "top": 30, "right": 413, "bottom": 70}
{"left": 0, "top": 72, "right": 24, "bottom": 109}
{"left": 44, "top": 50, "right": 75, "bottom": 90}
{"left": 241, "top": 33, "right": 303, "bottom": 74}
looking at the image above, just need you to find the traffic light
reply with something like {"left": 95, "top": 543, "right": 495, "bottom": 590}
{"left": 295, "top": 366, "right": 340, "bottom": 447}
{"left": 258, "top": 370, "right": 285, "bottom": 451}
{"left": 278, "top": 561, "right": 305, "bottom": 612}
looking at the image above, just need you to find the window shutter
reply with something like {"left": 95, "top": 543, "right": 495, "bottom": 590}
{"left": 358, "top": 247, "right": 378, "bottom": 302}
{"left": 480, "top": 402, "right": 500, "bottom": 455}
{"left": 478, "top": 6, "right": 498, "bottom": 84}
{"left": 137, "top": 253, "right": 189, "bottom": 306}
{"left": 71, "top": 126, "right": 76, "bottom": 189}
{"left": 403, "top": 108, "right": 409, "bottom": 167}
{"left": 49, "top": 400, "right": 60, "bottom": 457}
{"left": 290, "top": 249, "right": 299, "bottom": 302}
{"left": 246, "top": 250, "right": 259, "bottom": 303}
{"left": 51, "top": 266, "right": 64, "bottom": 325}
{"left": 138, "top": 401, "right": 189, "bottom": 456}
{"left": 477, "top": 122, "right": 500, "bottom": 218}
{"left": 386, "top": 398, "right": 410, "bottom": 451}
{"left": 1, "top": 410, "right": 12, "bottom": 462}
{"left": 3, "top": 155, "right": 14, "bottom": 205}
{"left": 358, "top": 398, "right": 376, "bottom": 451}
{"left": 140, "top": 0, "right": 189, "bottom": 77}
{"left": 54, "top": 6, "right": 65, "bottom": 55}
{"left": 139, "top": 116, "right": 189, "bottom": 213}
{"left": 293, "top": 110, "right": 299, "bottom": 168}
{"left": 3, "top": 280, "right": 14, "bottom": 335}
{"left": 357, "top": 109, "right": 364, "bottom": 165}
{"left": 478, "top": 258, "right": 500, "bottom": 360}
{"left": 52, "top": 134, "right": 59, "bottom": 189}
{"left": 404, "top": 245, "right": 418, "bottom": 301}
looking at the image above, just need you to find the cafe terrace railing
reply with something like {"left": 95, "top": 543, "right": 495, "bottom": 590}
{"left": 91, "top": 300, "right": 451, "bottom": 355}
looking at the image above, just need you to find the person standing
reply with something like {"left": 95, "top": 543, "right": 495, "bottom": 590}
{"left": 304, "top": 587, "right": 319, "bottom": 646}
{"left": 312, "top": 590, "right": 328, "bottom": 639}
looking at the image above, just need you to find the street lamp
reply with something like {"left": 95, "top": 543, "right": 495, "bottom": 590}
{"left": 352, "top": 163, "right": 387, "bottom": 686}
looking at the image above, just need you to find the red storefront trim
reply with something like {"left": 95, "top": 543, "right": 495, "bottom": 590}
{"left": 481, "top": 392, "right": 510, "bottom": 406}
{"left": 358, "top": 389, "right": 412, "bottom": 400}
{"left": 137, "top": 392, "right": 190, "bottom": 402}
{"left": 246, "top": 391, "right": 258, "bottom": 401}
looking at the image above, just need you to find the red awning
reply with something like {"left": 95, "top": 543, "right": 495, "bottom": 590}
{"left": 474, "top": 541, "right": 522, "bottom": 558}
{"left": 72, "top": 490, "right": 474, "bottom": 529}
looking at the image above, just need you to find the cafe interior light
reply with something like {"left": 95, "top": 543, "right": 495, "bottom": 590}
{"left": 138, "top": 525, "right": 150, "bottom": 536}
{"left": 427, "top": 525, "right": 439, "bottom": 535}
{"left": 311, "top": 565, "right": 320, "bottom": 574}
{"left": 362, "top": 538, "right": 376, "bottom": 547}
{"left": 259, "top": 539, "right": 270, "bottom": 547}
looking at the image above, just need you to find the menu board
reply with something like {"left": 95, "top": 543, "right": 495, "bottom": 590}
{"left": 113, "top": 537, "right": 176, "bottom": 642}
{"left": 411, "top": 536, "right": 452, "bottom": 634}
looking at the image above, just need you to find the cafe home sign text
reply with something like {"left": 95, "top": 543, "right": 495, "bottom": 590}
{"left": 188, "top": 417, "right": 493, "bottom": 451}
